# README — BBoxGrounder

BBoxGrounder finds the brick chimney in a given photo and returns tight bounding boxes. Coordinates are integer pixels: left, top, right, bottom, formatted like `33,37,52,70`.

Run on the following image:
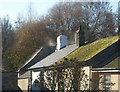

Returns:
56,35,67,50
75,25,85,47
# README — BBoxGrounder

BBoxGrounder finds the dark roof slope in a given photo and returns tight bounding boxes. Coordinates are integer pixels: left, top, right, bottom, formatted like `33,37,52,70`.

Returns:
88,39,120,68
104,56,120,68
19,46,56,71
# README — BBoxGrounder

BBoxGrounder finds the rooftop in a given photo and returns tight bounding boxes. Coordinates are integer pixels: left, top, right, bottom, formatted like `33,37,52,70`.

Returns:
55,36,119,68
24,36,119,70
29,44,78,70
19,46,56,71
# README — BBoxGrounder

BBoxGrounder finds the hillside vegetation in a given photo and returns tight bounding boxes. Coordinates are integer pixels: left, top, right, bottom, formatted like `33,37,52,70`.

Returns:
56,36,119,65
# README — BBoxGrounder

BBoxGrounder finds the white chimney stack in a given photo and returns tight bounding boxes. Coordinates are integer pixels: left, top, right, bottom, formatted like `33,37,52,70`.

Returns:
56,35,67,50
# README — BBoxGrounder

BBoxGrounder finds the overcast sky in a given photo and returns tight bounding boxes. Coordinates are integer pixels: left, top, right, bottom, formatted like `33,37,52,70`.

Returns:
0,0,119,24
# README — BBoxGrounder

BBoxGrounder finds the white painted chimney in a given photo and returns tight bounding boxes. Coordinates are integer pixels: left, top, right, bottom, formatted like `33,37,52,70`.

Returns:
56,35,67,50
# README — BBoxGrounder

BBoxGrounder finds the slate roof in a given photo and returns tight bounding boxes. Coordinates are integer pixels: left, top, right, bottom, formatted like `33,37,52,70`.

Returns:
19,46,56,71
29,44,78,70
20,36,119,71
88,40,120,68
104,56,120,68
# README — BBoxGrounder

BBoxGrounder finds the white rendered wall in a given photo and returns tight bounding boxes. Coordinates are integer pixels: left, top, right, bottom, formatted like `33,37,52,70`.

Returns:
32,71,40,84
31,71,41,91
56,35,67,50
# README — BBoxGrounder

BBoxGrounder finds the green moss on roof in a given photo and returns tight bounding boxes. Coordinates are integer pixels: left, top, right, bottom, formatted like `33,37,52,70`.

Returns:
55,36,119,65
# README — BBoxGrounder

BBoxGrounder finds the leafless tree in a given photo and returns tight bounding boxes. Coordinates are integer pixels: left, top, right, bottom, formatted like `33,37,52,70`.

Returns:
46,2,117,43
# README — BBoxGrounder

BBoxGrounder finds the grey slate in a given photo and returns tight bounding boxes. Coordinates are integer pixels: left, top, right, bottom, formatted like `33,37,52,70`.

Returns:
19,46,56,71
29,44,78,69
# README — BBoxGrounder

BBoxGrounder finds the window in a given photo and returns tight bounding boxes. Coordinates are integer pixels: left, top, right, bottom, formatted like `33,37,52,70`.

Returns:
103,73,111,91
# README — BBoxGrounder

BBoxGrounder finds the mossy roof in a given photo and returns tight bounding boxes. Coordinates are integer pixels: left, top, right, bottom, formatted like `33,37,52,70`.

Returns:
55,36,119,65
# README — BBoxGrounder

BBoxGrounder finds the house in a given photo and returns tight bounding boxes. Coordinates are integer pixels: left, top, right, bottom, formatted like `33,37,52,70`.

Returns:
18,26,85,91
92,68,120,91
91,40,120,91
18,36,79,91
18,46,56,91
18,26,120,91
